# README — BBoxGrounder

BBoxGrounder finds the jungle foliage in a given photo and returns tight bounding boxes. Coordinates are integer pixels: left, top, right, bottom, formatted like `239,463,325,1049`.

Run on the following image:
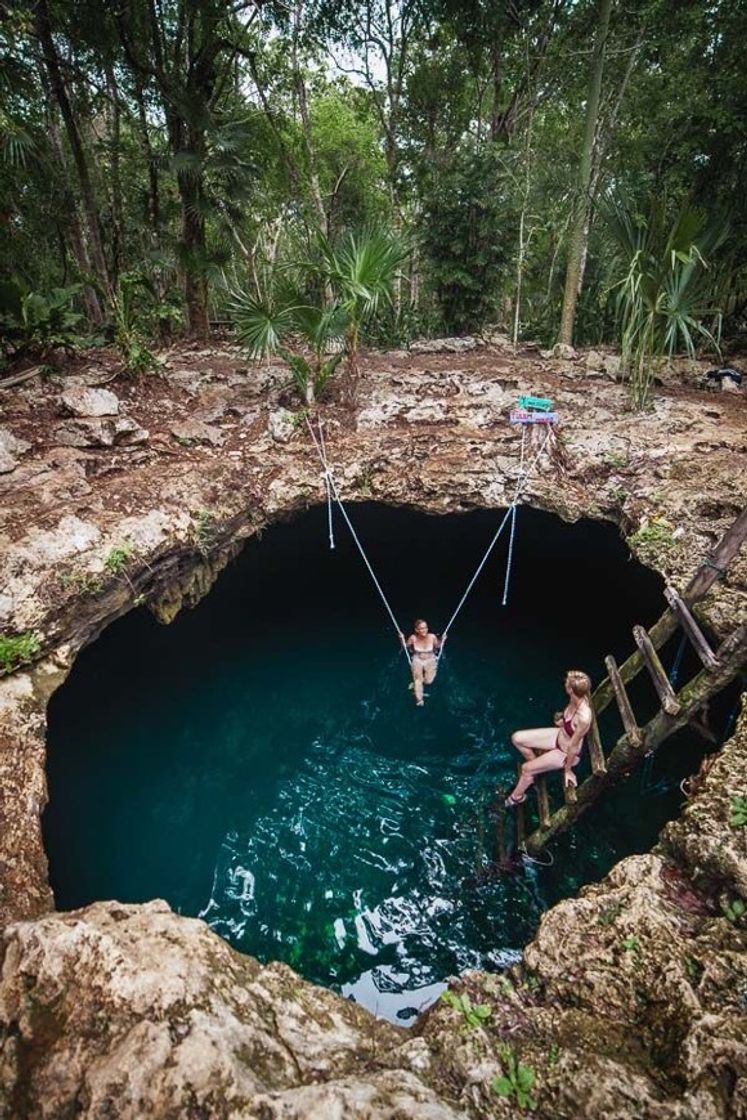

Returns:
0,0,745,404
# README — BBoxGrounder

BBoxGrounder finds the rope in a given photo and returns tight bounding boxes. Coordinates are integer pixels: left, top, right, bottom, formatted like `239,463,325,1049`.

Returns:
438,426,552,654
669,634,687,686
305,417,411,664
502,503,518,606
520,843,555,867
306,416,550,669
318,421,335,550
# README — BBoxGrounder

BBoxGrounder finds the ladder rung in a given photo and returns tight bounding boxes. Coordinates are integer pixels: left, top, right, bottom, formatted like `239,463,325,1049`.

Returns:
664,586,720,669
604,654,643,747
536,775,551,828
633,625,681,716
587,709,607,773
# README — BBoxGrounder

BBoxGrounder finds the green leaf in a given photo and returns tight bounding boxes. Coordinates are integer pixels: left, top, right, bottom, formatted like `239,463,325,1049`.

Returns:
491,1076,514,1098
517,1065,536,1090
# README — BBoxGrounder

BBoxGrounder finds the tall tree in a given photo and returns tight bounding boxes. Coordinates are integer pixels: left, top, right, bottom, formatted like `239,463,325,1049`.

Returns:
35,0,112,311
113,0,260,337
557,0,613,346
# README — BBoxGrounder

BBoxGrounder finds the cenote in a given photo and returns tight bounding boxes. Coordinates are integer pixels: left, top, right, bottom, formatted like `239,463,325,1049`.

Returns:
44,504,715,1022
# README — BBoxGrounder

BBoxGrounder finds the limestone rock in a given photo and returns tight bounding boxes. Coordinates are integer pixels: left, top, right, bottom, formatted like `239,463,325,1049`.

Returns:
60,386,120,417
0,427,31,457
553,342,577,360
170,419,224,447
164,369,210,396
0,900,421,1120
603,354,622,379
268,408,296,443
0,448,17,473
584,349,605,370
53,417,148,448
410,337,478,354
0,427,32,471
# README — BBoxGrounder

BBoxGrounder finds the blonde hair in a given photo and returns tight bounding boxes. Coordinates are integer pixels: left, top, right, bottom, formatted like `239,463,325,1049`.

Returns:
414,618,428,629
565,670,592,700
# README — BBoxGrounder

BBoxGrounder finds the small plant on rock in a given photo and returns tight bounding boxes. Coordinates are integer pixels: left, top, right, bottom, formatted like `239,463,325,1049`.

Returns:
721,897,746,925
728,796,747,828
0,632,40,674
190,510,219,557
440,990,491,1029
105,543,134,576
628,517,676,561
60,570,104,597
622,935,641,953
491,1044,537,1111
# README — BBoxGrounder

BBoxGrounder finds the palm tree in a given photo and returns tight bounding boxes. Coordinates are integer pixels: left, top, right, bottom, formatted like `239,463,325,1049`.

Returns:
230,228,407,404
604,192,725,408
229,283,347,405
315,230,409,400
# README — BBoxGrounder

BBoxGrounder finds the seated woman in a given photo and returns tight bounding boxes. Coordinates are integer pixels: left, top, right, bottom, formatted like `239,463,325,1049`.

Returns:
505,669,592,806
399,619,446,707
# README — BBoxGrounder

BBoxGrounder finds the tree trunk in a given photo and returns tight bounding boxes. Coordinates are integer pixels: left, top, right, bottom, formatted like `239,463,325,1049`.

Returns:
558,0,613,346
105,61,123,288
177,132,210,339
36,0,111,304
134,82,160,236
38,65,103,324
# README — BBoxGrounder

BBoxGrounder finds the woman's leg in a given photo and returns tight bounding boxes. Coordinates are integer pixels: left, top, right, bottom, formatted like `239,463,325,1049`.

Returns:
411,658,425,704
511,727,557,762
423,656,438,690
508,747,566,802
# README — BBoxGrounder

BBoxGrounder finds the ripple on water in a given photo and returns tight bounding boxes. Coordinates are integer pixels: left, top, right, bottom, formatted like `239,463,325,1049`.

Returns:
197,697,544,1022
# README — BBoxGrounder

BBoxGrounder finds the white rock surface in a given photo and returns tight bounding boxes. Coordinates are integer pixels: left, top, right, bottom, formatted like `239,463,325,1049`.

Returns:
268,408,296,443
410,337,478,354
60,386,120,417
0,427,31,456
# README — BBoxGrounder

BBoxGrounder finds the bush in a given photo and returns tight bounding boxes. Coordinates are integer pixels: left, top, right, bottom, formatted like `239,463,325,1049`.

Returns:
0,278,84,361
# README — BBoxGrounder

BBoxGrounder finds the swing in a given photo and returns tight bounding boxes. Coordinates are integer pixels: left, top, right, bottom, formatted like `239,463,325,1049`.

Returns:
305,404,555,677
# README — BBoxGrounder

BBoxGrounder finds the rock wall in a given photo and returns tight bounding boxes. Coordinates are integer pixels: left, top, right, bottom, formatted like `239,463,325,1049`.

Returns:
0,340,745,1116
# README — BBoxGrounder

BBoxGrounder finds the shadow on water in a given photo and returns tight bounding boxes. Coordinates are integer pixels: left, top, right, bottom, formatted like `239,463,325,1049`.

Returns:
44,503,725,1023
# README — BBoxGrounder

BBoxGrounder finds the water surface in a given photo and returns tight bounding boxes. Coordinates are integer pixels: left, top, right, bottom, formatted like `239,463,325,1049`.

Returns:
45,504,712,1021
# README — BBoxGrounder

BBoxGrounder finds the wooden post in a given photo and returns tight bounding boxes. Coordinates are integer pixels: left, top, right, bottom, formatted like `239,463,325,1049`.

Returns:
633,625,681,716
684,506,747,604
664,586,719,669
587,708,607,773
604,654,643,747
536,776,551,828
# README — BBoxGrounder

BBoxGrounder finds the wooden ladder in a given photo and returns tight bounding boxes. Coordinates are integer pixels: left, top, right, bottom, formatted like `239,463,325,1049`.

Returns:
519,507,747,858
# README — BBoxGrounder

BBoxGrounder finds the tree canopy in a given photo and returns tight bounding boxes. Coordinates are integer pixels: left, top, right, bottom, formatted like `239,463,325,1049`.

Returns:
0,0,744,363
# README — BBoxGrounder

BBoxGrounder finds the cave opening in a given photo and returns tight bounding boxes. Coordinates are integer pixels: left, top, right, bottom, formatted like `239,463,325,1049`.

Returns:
44,503,714,1022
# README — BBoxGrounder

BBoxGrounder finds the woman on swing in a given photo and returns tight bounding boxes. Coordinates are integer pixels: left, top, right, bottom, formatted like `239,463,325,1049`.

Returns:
505,669,592,806
399,620,447,707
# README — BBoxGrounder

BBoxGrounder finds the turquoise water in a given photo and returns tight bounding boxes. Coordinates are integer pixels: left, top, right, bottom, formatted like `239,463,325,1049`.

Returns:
44,505,713,1021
